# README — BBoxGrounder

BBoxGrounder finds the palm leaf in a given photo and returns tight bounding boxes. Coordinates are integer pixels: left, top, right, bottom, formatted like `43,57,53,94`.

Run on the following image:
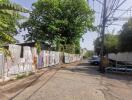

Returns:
0,10,28,20
0,32,16,43
0,3,29,13
0,1,28,45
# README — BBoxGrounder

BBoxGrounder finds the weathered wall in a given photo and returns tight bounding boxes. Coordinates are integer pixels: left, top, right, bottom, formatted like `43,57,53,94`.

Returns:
108,52,132,64
0,44,82,79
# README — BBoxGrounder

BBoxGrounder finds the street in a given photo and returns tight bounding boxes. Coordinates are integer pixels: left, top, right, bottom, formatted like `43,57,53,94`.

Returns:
1,0,132,100
1,61,132,100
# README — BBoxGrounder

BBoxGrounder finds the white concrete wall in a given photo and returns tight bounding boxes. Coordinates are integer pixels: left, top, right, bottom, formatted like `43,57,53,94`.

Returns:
108,52,132,64
0,44,82,78
0,53,4,77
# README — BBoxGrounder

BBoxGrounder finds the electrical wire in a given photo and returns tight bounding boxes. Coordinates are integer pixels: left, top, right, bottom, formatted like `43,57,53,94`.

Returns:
106,0,120,18
104,0,129,28
95,0,127,28
98,0,117,30
93,0,95,10
96,0,103,5
107,5,132,27
118,6,132,18
107,0,127,18
106,0,116,14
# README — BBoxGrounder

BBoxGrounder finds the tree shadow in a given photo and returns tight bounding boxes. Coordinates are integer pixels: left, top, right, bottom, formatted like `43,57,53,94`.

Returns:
61,62,132,82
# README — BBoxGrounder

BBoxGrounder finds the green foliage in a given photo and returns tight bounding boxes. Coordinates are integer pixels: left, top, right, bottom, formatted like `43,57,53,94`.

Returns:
94,34,119,54
0,2,29,13
35,41,41,54
16,74,26,80
104,34,119,53
119,18,132,52
22,0,94,53
0,48,11,57
64,44,75,54
0,32,16,44
16,72,34,80
83,51,94,58
95,18,132,53
0,0,29,45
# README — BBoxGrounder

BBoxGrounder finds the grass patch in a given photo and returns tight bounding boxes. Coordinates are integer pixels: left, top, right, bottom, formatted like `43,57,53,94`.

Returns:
16,72,34,80
16,74,26,80
27,72,34,76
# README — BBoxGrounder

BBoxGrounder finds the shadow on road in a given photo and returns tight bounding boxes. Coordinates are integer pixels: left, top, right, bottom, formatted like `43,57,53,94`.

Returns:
61,62,132,82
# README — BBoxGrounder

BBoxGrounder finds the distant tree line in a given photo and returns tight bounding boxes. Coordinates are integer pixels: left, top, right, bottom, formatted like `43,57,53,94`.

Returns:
83,50,94,59
94,18,132,54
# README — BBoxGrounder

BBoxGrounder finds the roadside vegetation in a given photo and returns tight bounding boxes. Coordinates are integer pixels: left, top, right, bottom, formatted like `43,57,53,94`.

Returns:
94,18,132,54
0,0,132,55
0,0,28,46
22,0,95,54
0,0,28,56
83,51,94,59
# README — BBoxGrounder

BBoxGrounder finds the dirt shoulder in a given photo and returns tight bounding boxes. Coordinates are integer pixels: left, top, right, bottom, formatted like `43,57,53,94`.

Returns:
0,61,82,100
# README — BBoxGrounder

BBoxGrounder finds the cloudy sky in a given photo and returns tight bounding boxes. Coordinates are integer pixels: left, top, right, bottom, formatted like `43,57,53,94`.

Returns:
11,0,132,50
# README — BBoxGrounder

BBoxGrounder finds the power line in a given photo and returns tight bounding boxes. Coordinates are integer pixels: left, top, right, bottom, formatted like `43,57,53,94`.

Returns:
101,0,130,29
107,5,132,27
94,0,122,32
93,0,95,10
96,0,127,29
106,0,127,18
118,6,132,18
113,9,132,11
107,0,120,17
96,0,103,5
98,0,119,33
106,0,117,14
106,23,124,26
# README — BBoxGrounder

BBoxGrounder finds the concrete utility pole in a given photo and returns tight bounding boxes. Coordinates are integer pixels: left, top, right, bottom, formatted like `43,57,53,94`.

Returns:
100,0,107,73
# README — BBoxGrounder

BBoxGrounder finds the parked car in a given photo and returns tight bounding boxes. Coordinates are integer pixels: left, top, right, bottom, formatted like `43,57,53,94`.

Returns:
89,55,100,65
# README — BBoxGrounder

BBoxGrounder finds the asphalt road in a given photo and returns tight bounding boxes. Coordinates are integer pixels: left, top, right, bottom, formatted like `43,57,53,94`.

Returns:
1,61,132,100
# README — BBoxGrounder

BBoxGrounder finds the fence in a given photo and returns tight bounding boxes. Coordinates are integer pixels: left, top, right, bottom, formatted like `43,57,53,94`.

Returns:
0,53,4,78
64,53,82,63
108,52,132,64
106,52,132,73
0,44,82,80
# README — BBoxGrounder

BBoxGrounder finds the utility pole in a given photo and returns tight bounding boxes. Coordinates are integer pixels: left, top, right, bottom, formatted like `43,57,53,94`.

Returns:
100,0,107,73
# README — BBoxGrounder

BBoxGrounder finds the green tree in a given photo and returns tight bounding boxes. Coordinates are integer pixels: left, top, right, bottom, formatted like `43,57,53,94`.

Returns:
119,18,132,52
83,50,94,58
22,0,94,53
94,34,119,55
0,0,28,45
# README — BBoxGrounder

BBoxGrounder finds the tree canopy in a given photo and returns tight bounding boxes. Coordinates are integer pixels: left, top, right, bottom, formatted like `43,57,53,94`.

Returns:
119,18,132,52
94,34,119,55
94,18,132,54
0,0,28,46
22,0,94,53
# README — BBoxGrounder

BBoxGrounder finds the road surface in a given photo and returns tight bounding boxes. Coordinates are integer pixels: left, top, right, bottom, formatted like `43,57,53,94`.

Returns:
1,61,132,100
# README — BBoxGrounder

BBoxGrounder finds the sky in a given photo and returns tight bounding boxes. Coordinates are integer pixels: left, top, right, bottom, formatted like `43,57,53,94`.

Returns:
11,0,132,50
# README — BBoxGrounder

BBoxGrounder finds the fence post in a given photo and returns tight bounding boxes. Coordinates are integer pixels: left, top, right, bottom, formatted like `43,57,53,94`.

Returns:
2,53,5,83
